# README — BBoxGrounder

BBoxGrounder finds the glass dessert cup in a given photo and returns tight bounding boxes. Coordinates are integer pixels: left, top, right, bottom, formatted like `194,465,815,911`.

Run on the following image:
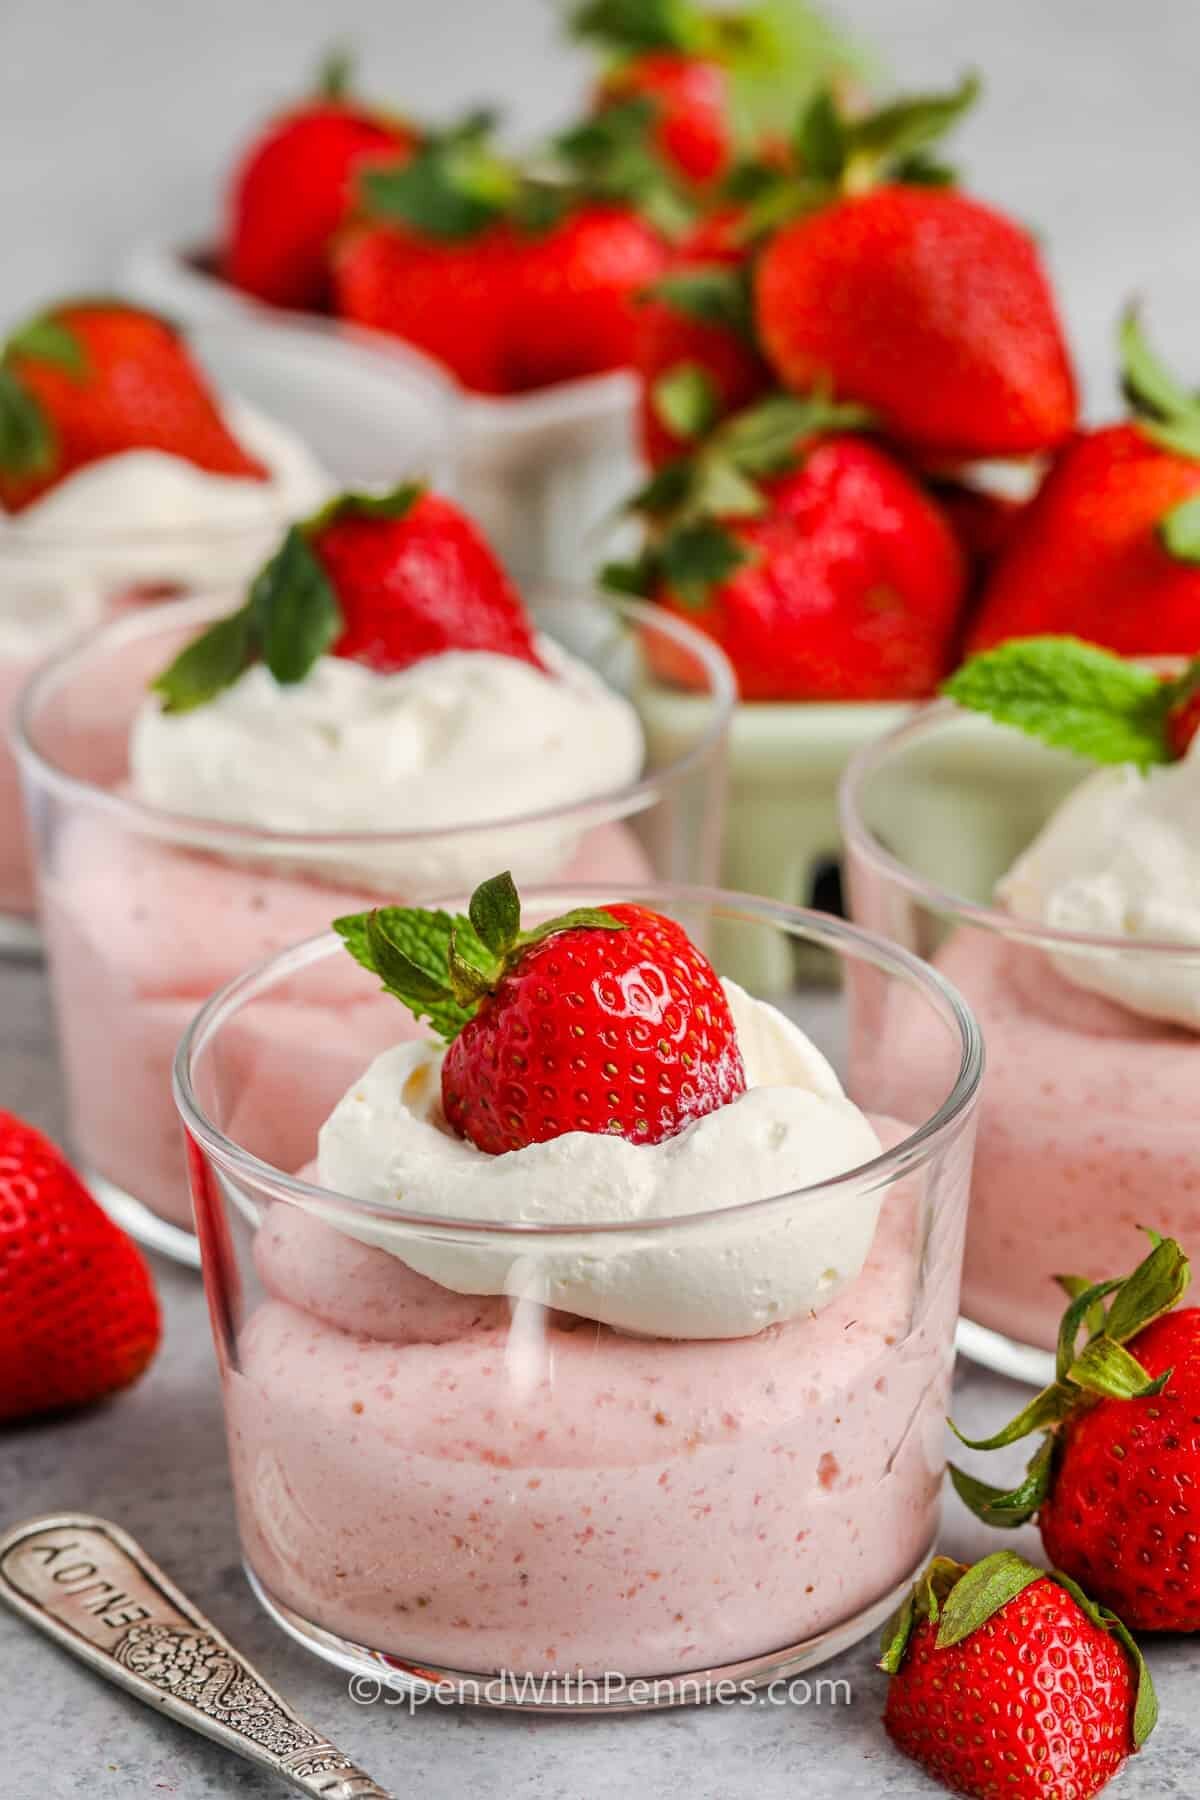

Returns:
841,701,1200,1385
124,241,640,591
14,594,733,1266
173,887,981,1708
0,313,456,958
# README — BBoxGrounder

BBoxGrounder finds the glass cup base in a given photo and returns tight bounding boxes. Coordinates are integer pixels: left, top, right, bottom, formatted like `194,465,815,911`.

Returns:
244,1550,931,1712
0,908,41,959
955,1316,1054,1389
83,1165,200,1269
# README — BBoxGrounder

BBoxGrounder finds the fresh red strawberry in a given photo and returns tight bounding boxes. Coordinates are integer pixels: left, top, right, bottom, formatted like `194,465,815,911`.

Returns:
756,184,1077,459
508,204,669,391
968,315,1200,655
952,1233,1200,1633
935,481,1028,576
607,394,966,700
881,1551,1156,1800
150,485,543,712
223,55,416,310
0,302,267,513
334,218,519,394
0,1113,160,1422
336,872,747,1156
599,51,732,186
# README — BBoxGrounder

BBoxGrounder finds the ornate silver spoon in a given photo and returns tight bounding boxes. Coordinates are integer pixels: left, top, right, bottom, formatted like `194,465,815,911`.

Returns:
0,1512,392,1798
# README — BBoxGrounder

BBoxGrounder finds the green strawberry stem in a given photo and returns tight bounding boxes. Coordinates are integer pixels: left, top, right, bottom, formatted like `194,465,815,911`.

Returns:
0,309,89,478
334,871,626,1042
149,483,424,713
948,1234,1190,1526
943,636,1200,768
879,1551,1158,1745
603,388,873,604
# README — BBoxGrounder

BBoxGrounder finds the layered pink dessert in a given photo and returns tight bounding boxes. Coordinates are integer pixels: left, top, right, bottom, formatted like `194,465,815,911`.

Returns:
935,931,1196,1351
227,1161,957,1675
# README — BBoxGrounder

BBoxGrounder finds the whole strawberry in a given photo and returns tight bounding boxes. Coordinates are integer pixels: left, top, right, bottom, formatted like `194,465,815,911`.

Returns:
881,1551,1156,1800
0,302,266,513
150,484,544,712
757,184,1076,460
969,312,1200,655
335,870,746,1154
606,392,966,700
0,1113,160,1423
952,1233,1200,1633
223,51,416,310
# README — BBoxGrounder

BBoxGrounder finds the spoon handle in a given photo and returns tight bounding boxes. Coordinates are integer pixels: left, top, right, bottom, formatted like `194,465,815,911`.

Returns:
0,1513,392,1799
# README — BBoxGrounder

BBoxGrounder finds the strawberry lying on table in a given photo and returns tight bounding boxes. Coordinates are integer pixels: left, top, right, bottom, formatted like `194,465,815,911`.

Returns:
0,1113,160,1423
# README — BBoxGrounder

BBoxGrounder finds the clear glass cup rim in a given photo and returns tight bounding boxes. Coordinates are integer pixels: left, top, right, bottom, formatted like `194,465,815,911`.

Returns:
172,880,984,1242
11,589,737,856
841,695,1200,961
0,312,460,553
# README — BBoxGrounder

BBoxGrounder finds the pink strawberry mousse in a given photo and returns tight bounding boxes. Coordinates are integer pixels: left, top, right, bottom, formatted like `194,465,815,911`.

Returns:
224,1131,959,1677
935,930,1197,1352
41,817,652,1230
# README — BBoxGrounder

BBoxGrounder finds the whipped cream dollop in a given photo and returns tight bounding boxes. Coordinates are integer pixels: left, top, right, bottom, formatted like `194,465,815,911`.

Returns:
0,402,330,658
130,638,645,895
316,981,885,1339
997,738,1200,1030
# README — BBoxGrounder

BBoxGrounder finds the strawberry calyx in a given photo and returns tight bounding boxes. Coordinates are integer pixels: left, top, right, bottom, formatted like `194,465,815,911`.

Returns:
720,70,978,242
0,308,91,478
603,387,873,603
944,636,1200,767
1119,308,1200,565
357,111,521,242
149,483,424,713
879,1551,1158,1747
948,1233,1190,1528
334,871,626,1041
552,97,698,238
641,262,755,340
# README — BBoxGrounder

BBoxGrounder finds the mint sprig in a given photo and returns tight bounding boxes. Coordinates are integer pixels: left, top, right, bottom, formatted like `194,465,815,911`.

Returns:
149,483,424,713
335,870,626,1041
942,637,1181,769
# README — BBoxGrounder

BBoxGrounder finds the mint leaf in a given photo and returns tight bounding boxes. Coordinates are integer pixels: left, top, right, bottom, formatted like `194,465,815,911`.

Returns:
0,367,53,476
150,607,257,714
334,904,476,1041
1160,493,1200,563
943,637,1173,768
468,870,521,957
660,519,753,604
249,527,341,685
4,314,87,378
652,363,720,441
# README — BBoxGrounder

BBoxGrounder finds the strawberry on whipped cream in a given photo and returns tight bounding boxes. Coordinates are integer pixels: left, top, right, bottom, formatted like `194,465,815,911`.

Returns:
192,877,974,1683
0,298,333,932
26,490,723,1251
